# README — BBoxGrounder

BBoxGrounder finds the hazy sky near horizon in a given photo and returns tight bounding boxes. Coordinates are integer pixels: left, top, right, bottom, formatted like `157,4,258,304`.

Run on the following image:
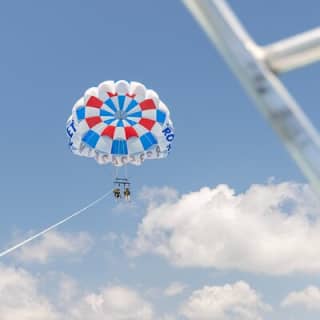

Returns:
0,1,320,319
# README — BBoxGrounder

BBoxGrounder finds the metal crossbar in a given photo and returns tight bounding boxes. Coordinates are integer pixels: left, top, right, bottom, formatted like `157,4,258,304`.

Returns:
182,0,320,196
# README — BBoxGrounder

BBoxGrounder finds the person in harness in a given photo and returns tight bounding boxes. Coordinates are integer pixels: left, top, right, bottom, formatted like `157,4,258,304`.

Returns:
113,188,121,199
123,187,131,201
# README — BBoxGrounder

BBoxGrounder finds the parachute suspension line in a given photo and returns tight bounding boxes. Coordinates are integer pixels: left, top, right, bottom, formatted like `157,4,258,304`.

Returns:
113,165,128,181
113,166,119,181
0,189,113,259
125,163,128,180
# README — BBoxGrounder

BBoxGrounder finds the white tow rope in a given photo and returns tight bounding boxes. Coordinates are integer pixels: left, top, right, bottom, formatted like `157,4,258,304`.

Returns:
0,189,113,258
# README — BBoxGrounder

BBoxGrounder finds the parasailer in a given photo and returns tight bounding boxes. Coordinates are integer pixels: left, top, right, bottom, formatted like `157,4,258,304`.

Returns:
66,80,174,200
113,188,121,199
124,188,130,201
113,177,130,201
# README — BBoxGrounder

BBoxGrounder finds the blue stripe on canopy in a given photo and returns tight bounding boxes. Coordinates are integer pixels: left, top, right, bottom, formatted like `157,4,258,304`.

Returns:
118,95,125,111
117,120,124,127
128,111,142,118
125,99,138,113
126,119,137,126
82,130,100,148
111,140,128,155
76,107,85,121
156,110,166,125
104,99,117,112
100,109,114,117
120,140,128,154
140,132,157,150
104,118,115,125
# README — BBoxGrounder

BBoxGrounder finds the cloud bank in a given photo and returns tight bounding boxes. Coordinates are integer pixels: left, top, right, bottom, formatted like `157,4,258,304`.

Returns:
282,286,320,310
0,265,155,320
181,281,269,320
70,285,154,320
0,263,274,320
14,230,93,264
131,182,320,275
0,265,58,320
164,282,187,297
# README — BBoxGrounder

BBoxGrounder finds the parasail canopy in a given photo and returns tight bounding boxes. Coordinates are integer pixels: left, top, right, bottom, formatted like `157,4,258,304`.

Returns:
66,80,174,166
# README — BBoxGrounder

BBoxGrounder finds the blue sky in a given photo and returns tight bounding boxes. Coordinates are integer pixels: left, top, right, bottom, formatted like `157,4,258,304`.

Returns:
0,1,320,319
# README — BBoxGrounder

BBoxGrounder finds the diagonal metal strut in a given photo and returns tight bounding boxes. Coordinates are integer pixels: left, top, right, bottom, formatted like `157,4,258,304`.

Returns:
182,0,320,196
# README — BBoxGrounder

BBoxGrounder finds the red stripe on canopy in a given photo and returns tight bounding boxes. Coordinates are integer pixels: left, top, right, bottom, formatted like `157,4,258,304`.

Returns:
86,116,102,128
125,126,139,139
140,99,157,110
139,118,156,131
86,96,103,108
101,126,116,139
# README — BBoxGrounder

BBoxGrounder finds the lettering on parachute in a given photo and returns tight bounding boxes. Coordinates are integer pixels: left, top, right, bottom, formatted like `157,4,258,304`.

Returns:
109,145,163,166
162,126,174,152
66,120,77,147
67,120,76,138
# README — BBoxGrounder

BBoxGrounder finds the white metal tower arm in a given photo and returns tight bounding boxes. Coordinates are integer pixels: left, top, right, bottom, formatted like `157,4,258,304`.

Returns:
265,28,320,73
182,0,320,195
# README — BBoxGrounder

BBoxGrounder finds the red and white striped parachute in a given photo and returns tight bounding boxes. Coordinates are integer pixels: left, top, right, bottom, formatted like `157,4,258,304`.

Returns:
66,80,174,166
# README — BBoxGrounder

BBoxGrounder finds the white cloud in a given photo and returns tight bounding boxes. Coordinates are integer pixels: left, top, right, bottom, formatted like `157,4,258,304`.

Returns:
0,264,59,320
57,274,79,306
131,182,320,275
181,281,270,320
14,230,93,264
0,264,273,320
164,282,187,296
139,186,179,206
159,315,177,320
0,264,156,320
70,285,154,320
282,286,320,310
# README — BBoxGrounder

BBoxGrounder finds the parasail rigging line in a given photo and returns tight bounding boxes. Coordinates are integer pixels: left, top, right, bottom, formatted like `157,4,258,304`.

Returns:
0,189,113,258
125,164,128,180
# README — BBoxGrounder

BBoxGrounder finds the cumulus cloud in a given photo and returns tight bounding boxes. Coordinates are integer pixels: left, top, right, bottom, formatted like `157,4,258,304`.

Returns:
139,186,179,206
281,286,320,310
57,274,79,306
130,182,320,275
0,264,156,320
0,265,59,320
14,230,93,264
181,281,270,320
70,286,154,320
164,282,187,296
0,264,274,320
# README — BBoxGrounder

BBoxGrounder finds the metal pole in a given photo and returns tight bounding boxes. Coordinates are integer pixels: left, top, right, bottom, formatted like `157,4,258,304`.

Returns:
264,28,320,73
182,0,320,196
